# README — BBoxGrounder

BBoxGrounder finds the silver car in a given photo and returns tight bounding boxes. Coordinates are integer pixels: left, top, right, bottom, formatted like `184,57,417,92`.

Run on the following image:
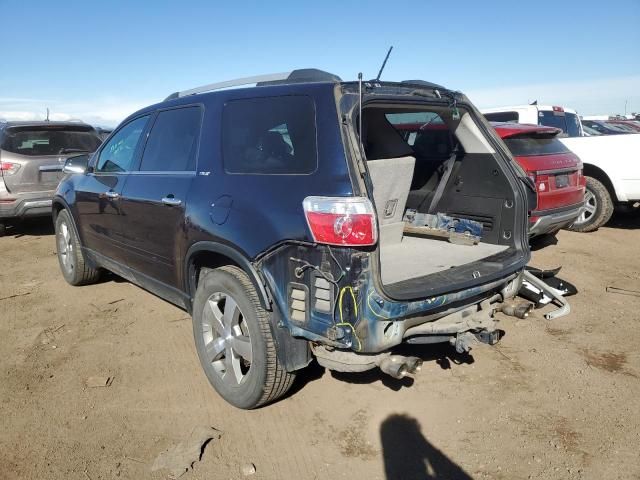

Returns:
0,121,102,235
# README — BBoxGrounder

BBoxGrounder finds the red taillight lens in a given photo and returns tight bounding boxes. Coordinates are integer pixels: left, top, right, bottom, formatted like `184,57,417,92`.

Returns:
303,196,377,246
0,162,21,175
536,173,550,192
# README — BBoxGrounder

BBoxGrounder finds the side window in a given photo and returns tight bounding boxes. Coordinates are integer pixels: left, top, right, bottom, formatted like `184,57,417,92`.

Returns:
139,107,202,172
222,96,317,174
96,116,149,173
483,111,519,123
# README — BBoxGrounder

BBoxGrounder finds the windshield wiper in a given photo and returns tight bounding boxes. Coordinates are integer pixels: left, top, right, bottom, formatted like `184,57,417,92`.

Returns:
59,148,90,154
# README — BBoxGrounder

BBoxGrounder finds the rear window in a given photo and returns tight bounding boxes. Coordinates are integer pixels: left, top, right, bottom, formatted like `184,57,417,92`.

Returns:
538,110,581,137
1,127,102,156
222,96,317,174
503,136,570,156
484,111,519,123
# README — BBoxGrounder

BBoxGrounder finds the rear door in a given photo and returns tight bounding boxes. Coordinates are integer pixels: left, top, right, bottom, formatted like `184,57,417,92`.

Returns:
116,105,202,289
0,125,102,193
74,115,150,260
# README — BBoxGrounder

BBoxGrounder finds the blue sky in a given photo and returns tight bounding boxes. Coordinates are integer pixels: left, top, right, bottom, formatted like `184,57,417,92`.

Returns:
1,0,638,126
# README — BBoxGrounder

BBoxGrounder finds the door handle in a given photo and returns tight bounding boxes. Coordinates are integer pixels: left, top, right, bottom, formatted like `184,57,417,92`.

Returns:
161,196,182,206
105,190,120,199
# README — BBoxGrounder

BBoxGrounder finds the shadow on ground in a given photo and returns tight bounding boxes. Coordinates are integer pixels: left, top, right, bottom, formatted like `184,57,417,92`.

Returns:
3,218,54,237
380,414,472,480
605,209,640,230
289,343,474,395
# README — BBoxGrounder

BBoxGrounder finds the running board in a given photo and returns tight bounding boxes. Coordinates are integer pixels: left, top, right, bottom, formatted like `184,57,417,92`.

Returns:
521,270,571,320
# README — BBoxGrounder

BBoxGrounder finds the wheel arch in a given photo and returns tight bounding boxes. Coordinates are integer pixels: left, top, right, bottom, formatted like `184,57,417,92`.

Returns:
582,164,617,202
184,242,271,311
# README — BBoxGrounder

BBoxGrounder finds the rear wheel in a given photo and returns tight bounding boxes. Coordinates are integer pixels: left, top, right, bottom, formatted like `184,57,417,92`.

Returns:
568,176,614,232
192,265,295,409
55,210,101,285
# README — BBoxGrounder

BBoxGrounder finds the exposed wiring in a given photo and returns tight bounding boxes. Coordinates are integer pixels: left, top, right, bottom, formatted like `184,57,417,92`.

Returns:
367,289,389,319
326,245,345,283
336,286,362,352
290,258,339,288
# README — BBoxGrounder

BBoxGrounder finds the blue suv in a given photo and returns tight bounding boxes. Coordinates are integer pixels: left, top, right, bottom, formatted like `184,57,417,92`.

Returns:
53,69,531,408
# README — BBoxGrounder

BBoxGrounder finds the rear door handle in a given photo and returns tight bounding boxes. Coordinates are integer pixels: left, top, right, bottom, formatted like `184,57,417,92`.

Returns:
161,196,182,206
105,190,120,199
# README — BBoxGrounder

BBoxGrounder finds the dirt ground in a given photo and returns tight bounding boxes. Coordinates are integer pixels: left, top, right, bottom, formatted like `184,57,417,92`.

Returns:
1,212,639,480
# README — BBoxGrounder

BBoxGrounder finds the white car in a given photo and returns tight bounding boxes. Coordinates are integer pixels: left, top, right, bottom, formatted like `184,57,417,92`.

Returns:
560,134,640,231
482,104,640,231
482,104,583,137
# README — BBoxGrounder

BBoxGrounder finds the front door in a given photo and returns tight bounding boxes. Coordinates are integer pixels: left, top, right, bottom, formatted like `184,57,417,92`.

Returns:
75,115,150,261
117,106,202,289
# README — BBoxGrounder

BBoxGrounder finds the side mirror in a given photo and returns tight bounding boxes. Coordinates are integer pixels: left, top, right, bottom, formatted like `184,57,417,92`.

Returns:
63,154,90,174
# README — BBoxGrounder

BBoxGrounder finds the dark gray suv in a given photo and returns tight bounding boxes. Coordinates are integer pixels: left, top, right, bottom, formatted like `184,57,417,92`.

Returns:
0,121,102,235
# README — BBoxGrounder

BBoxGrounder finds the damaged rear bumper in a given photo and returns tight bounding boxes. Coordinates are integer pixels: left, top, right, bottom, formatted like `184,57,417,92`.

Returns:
258,243,524,355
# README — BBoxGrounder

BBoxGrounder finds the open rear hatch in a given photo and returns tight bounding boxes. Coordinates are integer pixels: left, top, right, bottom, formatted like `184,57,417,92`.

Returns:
354,98,528,300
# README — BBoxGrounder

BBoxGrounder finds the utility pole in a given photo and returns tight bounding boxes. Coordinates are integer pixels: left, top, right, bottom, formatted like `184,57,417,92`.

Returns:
46,108,50,121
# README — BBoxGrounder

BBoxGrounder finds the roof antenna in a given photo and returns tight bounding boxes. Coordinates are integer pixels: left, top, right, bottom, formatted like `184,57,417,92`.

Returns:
45,107,50,122
375,46,393,82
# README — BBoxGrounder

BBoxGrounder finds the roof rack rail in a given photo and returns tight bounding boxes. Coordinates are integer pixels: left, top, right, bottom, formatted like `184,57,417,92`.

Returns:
165,68,341,101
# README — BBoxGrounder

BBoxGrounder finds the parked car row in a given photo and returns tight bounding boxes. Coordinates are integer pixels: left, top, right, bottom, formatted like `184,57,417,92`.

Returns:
481,103,640,231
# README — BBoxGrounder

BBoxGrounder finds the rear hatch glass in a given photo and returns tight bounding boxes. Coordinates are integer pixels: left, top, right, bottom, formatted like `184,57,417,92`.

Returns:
503,136,569,156
1,126,101,156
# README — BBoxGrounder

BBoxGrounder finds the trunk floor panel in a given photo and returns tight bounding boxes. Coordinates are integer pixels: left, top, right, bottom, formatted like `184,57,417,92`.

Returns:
380,235,509,285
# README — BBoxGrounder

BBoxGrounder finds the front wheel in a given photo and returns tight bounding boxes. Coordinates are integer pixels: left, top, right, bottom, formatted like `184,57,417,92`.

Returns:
568,176,614,233
192,265,295,409
55,209,101,285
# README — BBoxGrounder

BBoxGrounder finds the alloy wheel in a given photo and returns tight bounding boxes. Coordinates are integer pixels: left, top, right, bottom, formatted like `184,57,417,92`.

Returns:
574,189,597,226
201,292,253,385
57,221,75,273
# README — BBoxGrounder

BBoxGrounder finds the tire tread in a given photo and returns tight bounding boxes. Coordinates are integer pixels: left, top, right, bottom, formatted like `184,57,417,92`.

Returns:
216,265,295,408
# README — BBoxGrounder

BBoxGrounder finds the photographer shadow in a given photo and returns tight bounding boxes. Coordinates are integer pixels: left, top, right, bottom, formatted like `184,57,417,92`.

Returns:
380,414,472,480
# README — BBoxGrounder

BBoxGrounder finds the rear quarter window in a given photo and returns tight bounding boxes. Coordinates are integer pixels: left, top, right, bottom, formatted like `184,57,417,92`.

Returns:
503,136,570,156
222,95,317,174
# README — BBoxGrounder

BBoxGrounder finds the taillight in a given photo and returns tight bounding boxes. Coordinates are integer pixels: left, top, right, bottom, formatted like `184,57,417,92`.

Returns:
303,196,377,246
0,162,21,175
536,173,550,192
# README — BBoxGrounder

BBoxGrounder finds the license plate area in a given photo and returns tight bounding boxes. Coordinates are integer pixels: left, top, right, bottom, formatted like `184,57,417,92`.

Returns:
555,174,569,188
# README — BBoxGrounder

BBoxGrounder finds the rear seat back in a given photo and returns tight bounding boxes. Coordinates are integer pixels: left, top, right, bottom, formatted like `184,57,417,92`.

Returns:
367,156,415,245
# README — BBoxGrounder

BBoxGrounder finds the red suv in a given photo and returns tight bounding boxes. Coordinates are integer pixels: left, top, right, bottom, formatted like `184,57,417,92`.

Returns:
493,123,586,236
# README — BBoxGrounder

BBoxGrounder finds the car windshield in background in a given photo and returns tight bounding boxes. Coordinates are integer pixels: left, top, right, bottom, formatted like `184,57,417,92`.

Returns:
503,135,570,156
1,128,102,156
537,110,581,136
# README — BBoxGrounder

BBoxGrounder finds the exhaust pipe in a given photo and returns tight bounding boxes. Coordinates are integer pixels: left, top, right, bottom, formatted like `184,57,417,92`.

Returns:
378,355,423,379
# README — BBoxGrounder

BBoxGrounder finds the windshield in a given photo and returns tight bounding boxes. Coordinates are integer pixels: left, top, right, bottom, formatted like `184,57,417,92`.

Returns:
1,127,102,156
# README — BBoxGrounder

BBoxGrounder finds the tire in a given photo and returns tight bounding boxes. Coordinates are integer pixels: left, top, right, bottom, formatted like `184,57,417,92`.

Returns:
568,176,614,233
192,265,295,409
55,209,101,285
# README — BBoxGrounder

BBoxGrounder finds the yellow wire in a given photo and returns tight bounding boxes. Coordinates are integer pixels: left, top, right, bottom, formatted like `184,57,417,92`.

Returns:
336,286,363,352
367,289,389,319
